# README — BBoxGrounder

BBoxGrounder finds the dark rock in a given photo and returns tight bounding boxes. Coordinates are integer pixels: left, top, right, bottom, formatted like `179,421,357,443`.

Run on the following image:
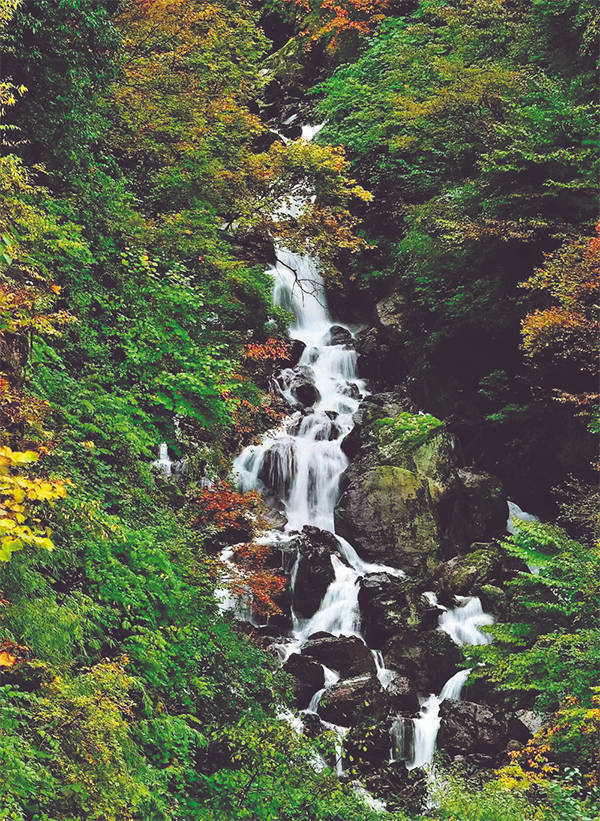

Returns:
264,507,288,533
301,634,376,678
287,339,307,368
283,653,325,709
268,610,293,632
257,439,297,498
302,711,325,739
359,573,440,648
458,468,508,541
387,676,420,713
318,674,386,726
279,366,320,408
345,720,393,769
355,327,394,386
323,324,354,347
383,629,462,693
438,700,510,755
288,526,337,618
287,411,340,441
433,545,503,601
340,381,361,400
252,128,284,153
363,764,427,816
340,424,361,459
510,710,545,740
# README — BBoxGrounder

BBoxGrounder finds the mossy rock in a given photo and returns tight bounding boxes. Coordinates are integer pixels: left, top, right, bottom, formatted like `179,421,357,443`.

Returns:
335,465,441,574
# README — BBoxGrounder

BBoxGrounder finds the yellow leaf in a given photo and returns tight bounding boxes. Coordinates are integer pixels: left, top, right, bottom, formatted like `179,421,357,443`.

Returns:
0,651,16,667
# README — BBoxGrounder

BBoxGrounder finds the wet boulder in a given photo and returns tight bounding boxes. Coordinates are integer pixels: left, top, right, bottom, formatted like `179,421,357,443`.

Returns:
363,764,427,816
287,411,341,441
279,366,320,408
386,676,420,713
283,653,325,709
256,438,298,500
438,700,510,755
288,526,337,618
458,469,508,542
287,339,306,368
359,573,439,648
335,464,442,575
508,710,545,743
323,325,354,347
302,711,326,739
301,634,376,678
345,720,393,769
340,424,361,459
433,545,503,602
383,629,462,694
340,381,361,400
335,414,471,574
318,674,386,726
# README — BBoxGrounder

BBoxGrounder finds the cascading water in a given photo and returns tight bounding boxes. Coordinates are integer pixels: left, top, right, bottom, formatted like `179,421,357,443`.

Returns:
391,594,494,771
233,240,403,645
153,443,174,476
506,500,538,535
232,169,407,776
229,126,496,801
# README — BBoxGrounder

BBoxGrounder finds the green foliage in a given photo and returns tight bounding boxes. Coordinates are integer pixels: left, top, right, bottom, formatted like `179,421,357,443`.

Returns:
424,769,599,821
1,0,120,175
316,0,598,493
467,521,600,765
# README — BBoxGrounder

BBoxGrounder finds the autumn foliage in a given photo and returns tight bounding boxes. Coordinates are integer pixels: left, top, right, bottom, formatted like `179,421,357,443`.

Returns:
245,337,291,362
193,482,286,616
521,225,600,411
227,541,287,616
193,481,263,533
289,0,391,50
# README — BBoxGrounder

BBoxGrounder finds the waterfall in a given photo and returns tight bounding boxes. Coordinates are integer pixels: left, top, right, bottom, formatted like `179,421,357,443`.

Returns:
233,187,405,650
507,501,541,573
397,596,493,771
438,595,494,646
506,500,538,535
439,668,471,702
153,442,174,476
229,125,497,798
407,695,441,770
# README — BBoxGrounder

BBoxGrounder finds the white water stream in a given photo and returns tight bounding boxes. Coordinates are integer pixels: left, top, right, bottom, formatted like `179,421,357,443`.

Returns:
227,126,503,800
231,179,407,780
390,594,493,770
233,236,405,654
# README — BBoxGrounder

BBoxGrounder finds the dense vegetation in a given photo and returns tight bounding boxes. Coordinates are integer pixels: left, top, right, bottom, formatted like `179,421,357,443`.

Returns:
0,0,597,818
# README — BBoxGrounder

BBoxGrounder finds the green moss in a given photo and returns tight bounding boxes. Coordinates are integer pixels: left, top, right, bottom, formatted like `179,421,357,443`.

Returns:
372,412,443,449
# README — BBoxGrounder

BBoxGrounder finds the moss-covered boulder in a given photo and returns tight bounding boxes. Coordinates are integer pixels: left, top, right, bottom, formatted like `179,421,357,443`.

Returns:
335,463,441,574
335,411,468,574
433,544,503,602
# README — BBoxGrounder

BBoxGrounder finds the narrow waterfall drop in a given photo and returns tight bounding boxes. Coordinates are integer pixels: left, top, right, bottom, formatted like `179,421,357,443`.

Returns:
153,442,174,476
392,595,494,771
